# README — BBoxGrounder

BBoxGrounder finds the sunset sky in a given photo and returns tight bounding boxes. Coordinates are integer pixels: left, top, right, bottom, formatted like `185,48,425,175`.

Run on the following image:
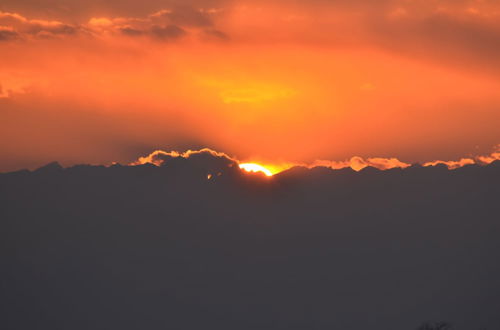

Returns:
1,0,500,172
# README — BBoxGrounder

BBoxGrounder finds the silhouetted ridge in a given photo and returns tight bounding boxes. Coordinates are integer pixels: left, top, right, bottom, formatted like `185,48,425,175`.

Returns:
359,165,381,173
33,161,63,173
0,150,499,330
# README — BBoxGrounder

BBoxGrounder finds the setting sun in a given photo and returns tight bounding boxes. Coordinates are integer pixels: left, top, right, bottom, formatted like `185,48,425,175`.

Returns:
1,0,500,328
239,163,274,177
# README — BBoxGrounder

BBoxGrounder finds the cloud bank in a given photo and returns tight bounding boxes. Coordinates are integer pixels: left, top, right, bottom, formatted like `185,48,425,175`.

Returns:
0,7,226,42
130,147,500,175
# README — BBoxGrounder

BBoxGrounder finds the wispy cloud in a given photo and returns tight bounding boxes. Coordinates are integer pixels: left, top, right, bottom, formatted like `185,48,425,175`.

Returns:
0,7,226,42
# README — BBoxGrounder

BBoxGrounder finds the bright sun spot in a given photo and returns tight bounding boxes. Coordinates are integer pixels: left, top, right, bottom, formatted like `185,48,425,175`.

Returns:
239,163,274,177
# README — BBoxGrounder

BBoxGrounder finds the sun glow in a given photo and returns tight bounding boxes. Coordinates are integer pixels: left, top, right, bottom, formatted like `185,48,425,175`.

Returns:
239,163,274,177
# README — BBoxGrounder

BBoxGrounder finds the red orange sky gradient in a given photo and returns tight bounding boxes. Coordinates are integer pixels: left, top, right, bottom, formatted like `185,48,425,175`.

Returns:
1,0,499,172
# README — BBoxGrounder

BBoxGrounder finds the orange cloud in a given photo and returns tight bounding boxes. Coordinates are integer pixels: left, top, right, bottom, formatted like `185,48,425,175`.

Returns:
478,152,500,165
132,148,237,167
422,145,500,169
311,157,411,172
423,158,476,170
131,147,500,177
0,11,78,39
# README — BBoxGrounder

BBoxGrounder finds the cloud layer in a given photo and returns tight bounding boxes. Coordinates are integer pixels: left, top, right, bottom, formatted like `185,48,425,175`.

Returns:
0,7,227,42
130,147,500,175
0,0,499,171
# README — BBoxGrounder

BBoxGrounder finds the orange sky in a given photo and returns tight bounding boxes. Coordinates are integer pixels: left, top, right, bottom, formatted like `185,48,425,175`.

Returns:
1,0,500,171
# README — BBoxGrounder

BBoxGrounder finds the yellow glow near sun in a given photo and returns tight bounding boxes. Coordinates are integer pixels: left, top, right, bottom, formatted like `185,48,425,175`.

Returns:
220,86,295,104
239,163,274,176
198,77,295,104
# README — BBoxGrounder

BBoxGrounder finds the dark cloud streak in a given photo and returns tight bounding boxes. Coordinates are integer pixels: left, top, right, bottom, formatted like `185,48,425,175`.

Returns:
150,24,186,40
0,26,19,40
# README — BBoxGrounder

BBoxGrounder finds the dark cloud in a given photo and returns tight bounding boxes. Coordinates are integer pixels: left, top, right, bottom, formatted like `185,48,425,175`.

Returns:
134,149,240,177
371,12,500,70
3,0,499,73
119,26,145,36
103,7,225,41
27,22,78,35
0,8,224,42
0,0,226,21
422,15,500,66
150,24,186,40
0,26,19,40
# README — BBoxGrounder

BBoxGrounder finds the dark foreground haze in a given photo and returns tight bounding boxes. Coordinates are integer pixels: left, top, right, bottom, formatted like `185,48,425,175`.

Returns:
1,152,499,330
